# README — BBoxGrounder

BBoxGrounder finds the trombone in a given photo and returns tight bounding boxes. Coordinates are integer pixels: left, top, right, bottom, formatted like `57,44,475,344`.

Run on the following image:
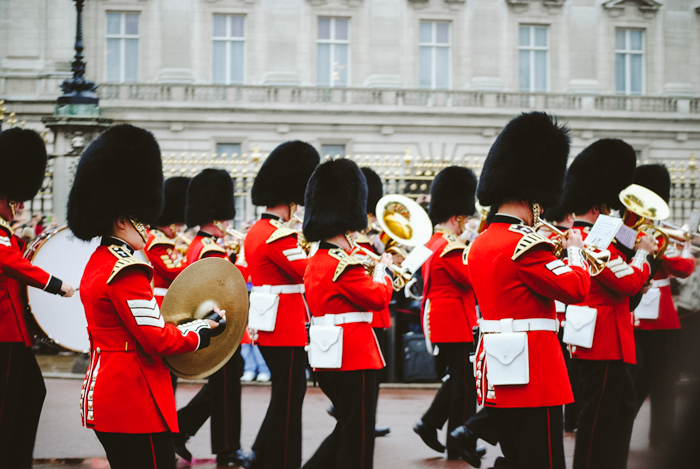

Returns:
659,221,700,252
532,217,611,277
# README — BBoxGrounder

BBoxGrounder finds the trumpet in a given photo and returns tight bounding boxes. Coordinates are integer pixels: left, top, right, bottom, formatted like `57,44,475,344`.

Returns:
214,222,245,255
475,202,490,234
174,233,192,255
287,212,312,254
532,218,611,277
353,243,414,291
659,221,700,251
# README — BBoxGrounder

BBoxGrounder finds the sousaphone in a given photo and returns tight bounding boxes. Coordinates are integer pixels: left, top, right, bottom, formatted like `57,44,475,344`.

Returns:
161,258,248,379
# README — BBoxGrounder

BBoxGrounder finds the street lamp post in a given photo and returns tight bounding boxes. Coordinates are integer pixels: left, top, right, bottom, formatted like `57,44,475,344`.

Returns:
57,0,98,105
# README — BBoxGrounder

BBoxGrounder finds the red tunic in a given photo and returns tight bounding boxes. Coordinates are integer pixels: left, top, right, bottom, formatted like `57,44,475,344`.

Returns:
79,240,203,433
244,215,309,347
0,223,59,346
421,229,477,344
570,221,650,364
468,216,590,408
304,242,393,371
144,229,186,307
354,234,391,329
635,247,695,330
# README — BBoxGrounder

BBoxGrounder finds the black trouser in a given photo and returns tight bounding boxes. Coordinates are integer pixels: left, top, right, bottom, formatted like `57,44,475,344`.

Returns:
573,360,636,469
465,407,498,446
487,406,565,469
632,329,677,446
0,343,46,469
420,343,476,449
373,328,387,422
302,370,377,469
95,431,176,469
251,346,307,469
177,347,243,454
558,328,580,431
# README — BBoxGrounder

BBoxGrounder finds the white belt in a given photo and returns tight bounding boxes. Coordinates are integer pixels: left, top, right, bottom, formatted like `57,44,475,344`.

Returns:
252,284,305,294
154,287,168,297
652,278,670,288
312,312,373,326
480,318,558,333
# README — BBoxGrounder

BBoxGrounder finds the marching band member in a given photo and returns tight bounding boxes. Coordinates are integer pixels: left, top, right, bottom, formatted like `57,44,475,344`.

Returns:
468,112,591,469
145,177,190,307
630,164,695,446
67,125,224,468
413,166,479,463
559,139,654,469
243,141,319,469
301,158,393,469
175,169,246,467
0,128,75,468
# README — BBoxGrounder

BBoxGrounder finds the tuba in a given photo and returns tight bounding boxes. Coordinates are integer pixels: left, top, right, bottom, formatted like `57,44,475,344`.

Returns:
619,184,670,259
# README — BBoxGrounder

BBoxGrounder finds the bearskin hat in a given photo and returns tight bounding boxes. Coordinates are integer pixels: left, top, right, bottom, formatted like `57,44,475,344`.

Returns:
0,128,48,202
477,112,570,209
185,169,235,227
429,166,478,225
634,164,671,203
361,167,383,216
560,139,636,215
543,204,572,225
251,141,320,207
303,158,368,242
152,177,190,227
67,125,163,241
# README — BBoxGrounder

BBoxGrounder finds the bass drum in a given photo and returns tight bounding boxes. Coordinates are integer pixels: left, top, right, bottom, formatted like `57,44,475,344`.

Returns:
25,225,148,353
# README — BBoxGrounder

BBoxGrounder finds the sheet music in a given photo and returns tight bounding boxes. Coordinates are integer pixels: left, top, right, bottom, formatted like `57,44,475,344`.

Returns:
688,210,700,234
585,215,623,250
402,245,434,274
615,224,638,250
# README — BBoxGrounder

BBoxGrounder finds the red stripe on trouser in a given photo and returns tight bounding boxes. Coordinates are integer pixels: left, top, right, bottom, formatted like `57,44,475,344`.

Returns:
547,408,552,469
150,434,157,469
283,349,294,469
361,372,366,469
0,347,11,424
585,362,610,469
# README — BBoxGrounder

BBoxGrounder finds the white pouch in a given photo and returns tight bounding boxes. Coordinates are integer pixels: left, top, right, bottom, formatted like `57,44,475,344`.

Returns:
562,305,597,348
307,325,343,369
634,287,661,320
248,289,279,332
482,332,529,385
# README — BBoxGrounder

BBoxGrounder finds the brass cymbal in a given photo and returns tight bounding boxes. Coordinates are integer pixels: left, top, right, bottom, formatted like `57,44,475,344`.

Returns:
161,258,248,380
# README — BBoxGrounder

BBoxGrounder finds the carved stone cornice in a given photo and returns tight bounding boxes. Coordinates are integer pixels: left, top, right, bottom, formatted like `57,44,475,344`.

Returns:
307,0,363,6
603,0,662,18
506,0,565,14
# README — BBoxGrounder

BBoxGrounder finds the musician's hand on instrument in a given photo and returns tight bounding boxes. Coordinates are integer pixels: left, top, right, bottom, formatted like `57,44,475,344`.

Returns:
562,229,584,249
379,252,393,267
205,308,227,336
60,282,76,298
636,235,656,254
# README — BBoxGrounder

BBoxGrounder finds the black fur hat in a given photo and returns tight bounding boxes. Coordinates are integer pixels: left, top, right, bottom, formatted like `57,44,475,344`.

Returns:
153,177,190,227
634,164,671,203
185,169,235,227
0,128,48,202
543,204,572,225
303,158,368,242
251,141,320,207
361,167,383,216
67,124,163,241
560,139,637,215
477,112,570,209
429,166,477,225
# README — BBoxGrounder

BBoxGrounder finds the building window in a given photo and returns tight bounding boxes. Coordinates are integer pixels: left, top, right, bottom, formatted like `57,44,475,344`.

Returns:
616,29,644,95
217,143,242,158
213,15,245,85
106,12,139,83
419,21,450,90
518,25,548,92
317,18,349,87
321,144,345,157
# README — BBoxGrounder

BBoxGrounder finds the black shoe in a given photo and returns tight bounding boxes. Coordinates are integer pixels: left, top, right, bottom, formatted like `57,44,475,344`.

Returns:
216,449,246,467
375,425,391,437
241,450,259,469
173,432,192,463
327,404,337,419
476,445,486,458
413,420,445,453
449,426,482,468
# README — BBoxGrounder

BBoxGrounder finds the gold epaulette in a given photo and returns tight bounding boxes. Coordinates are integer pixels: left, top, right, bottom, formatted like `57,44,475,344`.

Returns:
199,237,226,259
107,245,152,284
0,218,13,236
328,248,362,282
509,225,555,261
462,243,471,265
266,219,297,244
146,230,175,251
440,232,467,258
355,233,371,245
